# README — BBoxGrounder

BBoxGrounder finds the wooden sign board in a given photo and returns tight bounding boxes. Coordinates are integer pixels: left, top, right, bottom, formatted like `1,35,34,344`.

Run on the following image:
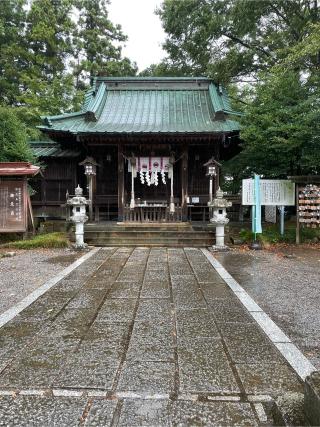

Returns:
0,180,27,232
242,179,295,206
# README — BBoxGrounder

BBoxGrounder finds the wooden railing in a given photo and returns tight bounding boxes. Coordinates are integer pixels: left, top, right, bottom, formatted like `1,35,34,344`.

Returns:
124,205,182,222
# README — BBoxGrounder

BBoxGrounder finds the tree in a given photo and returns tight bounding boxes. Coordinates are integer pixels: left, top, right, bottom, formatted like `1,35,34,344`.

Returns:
139,61,189,77
0,0,136,127
0,0,27,105
17,0,77,115
0,106,35,162
157,0,319,84
72,0,137,89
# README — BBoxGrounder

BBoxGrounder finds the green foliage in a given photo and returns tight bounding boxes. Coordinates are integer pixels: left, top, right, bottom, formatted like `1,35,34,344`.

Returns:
157,1,320,184
0,106,35,162
72,0,137,88
158,0,319,84
0,0,27,104
0,0,136,128
2,232,69,249
239,224,320,244
139,61,194,77
223,74,320,185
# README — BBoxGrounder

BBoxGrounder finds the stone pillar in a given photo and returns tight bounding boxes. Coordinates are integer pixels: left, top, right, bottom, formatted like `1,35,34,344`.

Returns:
67,185,88,249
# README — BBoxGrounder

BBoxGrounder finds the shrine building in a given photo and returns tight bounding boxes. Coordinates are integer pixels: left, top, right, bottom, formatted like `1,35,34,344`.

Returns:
31,77,240,229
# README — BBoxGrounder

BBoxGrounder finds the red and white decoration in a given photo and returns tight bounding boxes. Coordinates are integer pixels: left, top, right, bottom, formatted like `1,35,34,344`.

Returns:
128,156,174,211
136,157,171,186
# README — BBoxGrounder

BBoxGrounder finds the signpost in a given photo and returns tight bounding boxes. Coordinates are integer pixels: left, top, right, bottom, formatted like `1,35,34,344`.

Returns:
242,178,295,237
252,174,262,238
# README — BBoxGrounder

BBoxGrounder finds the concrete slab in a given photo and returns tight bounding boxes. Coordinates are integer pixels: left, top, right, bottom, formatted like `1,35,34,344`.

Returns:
84,399,118,426
126,333,175,362
172,400,258,426
95,299,136,323
236,362,303,396
117,361,175,394
0,396,86,426
118,399,171,426
140,281,170,299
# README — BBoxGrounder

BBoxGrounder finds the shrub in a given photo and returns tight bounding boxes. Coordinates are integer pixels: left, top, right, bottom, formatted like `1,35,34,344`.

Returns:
2,232,69,249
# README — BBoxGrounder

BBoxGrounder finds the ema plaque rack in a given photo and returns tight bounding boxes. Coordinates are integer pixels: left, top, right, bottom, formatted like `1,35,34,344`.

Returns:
298,184,320,228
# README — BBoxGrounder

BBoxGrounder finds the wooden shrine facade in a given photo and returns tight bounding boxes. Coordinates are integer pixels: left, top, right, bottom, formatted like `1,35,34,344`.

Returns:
32,77,240,223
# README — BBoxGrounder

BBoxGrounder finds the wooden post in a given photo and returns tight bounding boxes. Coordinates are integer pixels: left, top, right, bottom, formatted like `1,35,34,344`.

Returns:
181,144,188,221
296,184,300,244
214,137,221,195
215,166,220,196
88,175,93,221
118,144,124,221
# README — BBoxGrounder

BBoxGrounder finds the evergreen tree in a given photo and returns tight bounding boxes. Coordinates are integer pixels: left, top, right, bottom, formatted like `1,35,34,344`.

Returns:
0,0,27,105
0,106,35,162
18,0,77,116
72,0,136,89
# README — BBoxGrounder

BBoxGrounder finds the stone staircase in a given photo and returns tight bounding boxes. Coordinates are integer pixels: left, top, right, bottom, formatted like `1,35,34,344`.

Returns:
82,222,215,247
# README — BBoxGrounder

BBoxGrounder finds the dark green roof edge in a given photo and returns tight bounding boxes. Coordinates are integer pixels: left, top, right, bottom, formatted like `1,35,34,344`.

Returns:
93,76,209,82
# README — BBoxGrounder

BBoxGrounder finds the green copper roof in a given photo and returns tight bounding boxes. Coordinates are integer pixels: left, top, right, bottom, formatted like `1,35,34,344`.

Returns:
40,77,240,135
30,141,80,158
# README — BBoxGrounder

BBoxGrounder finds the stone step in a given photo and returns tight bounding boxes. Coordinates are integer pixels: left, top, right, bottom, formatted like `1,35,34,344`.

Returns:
80,223,216,247
85,223,193,232
84,231,214,239
85,240,214,247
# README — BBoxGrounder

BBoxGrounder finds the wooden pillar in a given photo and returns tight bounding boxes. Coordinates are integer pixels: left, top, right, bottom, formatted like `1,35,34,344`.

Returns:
118,144,124,221
181,144,188,221
88,175,93,221
296,184,300,244
214,137,221,195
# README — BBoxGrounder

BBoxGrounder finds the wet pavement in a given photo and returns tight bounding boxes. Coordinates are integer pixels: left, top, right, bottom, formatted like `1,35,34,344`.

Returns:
215,246,320,369
0,248,81,316
0,247,304,426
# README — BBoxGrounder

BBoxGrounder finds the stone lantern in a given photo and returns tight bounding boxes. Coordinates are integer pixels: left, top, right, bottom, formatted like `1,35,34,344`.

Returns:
67,185,88,249
208,187,232,251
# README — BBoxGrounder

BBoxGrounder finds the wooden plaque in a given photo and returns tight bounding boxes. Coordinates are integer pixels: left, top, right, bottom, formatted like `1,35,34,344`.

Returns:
0,180,27,232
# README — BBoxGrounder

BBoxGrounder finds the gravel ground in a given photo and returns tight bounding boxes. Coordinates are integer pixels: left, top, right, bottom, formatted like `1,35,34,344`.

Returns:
0,248,81,315
215,244,320,369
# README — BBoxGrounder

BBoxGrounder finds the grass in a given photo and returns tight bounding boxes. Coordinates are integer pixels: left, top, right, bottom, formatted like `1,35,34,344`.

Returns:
2,232,69,249
239,223,320,245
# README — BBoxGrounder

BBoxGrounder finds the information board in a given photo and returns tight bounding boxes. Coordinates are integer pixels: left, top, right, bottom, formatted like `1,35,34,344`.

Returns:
242,179,295,206
0,180,27,232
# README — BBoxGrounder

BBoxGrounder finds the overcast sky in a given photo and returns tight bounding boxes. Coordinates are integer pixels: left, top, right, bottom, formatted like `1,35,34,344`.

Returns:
108,0,166,71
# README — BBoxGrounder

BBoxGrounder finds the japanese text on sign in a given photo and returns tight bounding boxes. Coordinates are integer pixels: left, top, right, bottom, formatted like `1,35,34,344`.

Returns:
242,179,295,206
0,181,27,232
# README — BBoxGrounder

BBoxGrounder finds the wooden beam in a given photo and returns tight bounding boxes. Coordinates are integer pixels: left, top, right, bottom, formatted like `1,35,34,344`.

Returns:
181,144,188,221
118,143,124,221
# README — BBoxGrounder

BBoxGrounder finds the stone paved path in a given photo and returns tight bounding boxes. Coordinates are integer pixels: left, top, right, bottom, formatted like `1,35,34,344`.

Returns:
0,248,303,426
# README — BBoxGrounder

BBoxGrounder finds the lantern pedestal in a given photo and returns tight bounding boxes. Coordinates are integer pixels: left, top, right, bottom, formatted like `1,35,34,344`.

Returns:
208,188,232,251
67,185,89,249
